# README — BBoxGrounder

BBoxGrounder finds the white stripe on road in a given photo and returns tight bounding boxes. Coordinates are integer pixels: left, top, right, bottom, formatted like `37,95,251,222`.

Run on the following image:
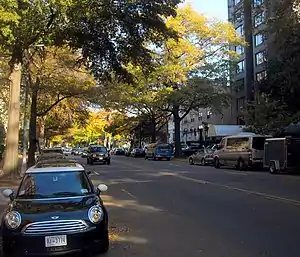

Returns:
94,171,99,175
159,172,300,206
121,188,137,199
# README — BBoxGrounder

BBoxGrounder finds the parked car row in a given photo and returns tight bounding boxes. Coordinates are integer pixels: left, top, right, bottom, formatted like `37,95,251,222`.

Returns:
1,148,110,256
188,133,300,174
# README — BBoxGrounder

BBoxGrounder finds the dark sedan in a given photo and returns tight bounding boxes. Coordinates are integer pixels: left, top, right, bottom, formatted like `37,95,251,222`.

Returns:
130,148,145,157
114,148,125,155
1,164,109,256
87,145,110,165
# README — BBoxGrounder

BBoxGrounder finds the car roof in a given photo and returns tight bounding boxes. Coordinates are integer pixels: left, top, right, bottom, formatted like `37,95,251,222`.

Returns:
35,159,78,167
26,163,85,173
40,152,64,156
225,133,271,139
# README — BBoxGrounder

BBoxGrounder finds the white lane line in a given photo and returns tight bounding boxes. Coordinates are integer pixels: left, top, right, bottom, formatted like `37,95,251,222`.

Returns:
94,171,99,175
222,170,248,176
173,173,300,206
121,188,137,199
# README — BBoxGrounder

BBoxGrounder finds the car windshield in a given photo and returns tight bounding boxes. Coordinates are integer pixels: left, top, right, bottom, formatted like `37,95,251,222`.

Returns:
252,137,267,150
205,148,215,154
38,154,66,162
43,149,63,154
91,146,107,153
17,171,93,199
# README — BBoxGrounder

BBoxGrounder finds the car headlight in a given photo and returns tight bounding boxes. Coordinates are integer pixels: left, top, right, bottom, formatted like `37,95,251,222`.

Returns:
88,205,103,224
5,211,21,229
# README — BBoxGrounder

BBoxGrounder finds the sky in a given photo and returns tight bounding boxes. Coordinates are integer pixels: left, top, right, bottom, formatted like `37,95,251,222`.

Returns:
184,0,228,21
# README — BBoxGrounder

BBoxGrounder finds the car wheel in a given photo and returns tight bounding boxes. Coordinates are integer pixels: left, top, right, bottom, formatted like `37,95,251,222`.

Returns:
201,158,205,166
236,159,245,171
107,159,111,165
214,158,220,168
90,160,94,165
87,158,89,165
189,157,194,165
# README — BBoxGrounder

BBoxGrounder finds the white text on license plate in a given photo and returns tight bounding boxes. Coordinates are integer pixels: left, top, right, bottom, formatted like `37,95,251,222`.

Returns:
45,235,67,247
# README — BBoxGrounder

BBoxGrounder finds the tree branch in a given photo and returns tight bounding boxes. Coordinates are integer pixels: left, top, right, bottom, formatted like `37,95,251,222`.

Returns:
37,95,72,116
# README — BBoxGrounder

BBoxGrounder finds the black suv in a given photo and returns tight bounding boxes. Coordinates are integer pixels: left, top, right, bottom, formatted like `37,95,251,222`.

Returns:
87,145,111,165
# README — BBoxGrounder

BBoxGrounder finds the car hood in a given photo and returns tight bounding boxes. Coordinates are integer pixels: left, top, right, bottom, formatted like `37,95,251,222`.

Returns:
12,195,101,222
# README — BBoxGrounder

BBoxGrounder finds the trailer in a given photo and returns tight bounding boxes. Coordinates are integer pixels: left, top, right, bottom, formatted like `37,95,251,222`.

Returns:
263,137,300,174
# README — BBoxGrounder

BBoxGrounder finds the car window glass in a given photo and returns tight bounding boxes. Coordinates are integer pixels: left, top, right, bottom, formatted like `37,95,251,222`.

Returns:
252,137,266,150
91,146,107,153
17,171,93,199
227,137,249,150
219,139,225,149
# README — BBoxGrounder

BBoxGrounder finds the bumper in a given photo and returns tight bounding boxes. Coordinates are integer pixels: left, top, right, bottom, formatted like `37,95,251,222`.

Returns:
91,157,109,162
205,158,214,164
3,226,106,256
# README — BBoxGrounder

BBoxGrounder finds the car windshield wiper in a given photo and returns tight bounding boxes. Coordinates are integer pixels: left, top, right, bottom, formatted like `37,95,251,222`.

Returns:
17,194,46,199
52,192,83,197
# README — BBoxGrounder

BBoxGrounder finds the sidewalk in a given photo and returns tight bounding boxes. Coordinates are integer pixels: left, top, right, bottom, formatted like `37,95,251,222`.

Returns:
0,156,22,205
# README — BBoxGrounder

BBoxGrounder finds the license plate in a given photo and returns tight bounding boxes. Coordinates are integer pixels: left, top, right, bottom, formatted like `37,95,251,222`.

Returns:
99,157,103,160
45,235,67,247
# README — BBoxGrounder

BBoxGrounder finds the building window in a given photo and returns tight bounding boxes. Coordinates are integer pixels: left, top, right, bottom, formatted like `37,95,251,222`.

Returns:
254,12,265,27
191,117,195,122
234,0,242,5
256,70,267,81
254,33,264,46
234,79,245,92
234,8,244,22
255,51,266,66
235,45,244,54
236,25,244,36
236,97,245,111
253,0,263,8
236,60,245,74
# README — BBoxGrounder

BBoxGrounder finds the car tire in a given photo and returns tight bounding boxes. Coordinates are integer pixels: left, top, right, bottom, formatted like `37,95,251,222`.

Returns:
87,158,89,165
214,158,220,168
90,160,94,165
201,158,205,166
167,157,171,161
107,159,111,165
236,159,246,171
189,157,194,165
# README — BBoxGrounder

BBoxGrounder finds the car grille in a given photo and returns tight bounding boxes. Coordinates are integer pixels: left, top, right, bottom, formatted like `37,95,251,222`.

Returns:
22,220,89,235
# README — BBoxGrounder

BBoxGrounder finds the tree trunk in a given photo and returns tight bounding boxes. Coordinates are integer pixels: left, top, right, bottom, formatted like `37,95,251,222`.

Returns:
37,117,45,148
3,60,22,177
173,105,181,157
28,87,38,167
151,118,156,143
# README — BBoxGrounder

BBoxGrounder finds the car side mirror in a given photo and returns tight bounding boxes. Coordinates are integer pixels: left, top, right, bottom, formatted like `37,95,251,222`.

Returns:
97,184,108,192
2,188,15,201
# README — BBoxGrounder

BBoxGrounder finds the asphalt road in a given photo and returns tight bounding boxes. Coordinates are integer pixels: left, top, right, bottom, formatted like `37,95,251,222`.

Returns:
78,155,300,257
1,156,300,257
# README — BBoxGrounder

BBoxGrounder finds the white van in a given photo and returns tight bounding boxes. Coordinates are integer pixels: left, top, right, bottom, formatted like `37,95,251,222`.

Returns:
213,133,270,170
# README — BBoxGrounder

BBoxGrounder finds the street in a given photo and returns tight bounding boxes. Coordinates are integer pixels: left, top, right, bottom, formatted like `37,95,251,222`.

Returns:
82,156,300,257
1,156,300,257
